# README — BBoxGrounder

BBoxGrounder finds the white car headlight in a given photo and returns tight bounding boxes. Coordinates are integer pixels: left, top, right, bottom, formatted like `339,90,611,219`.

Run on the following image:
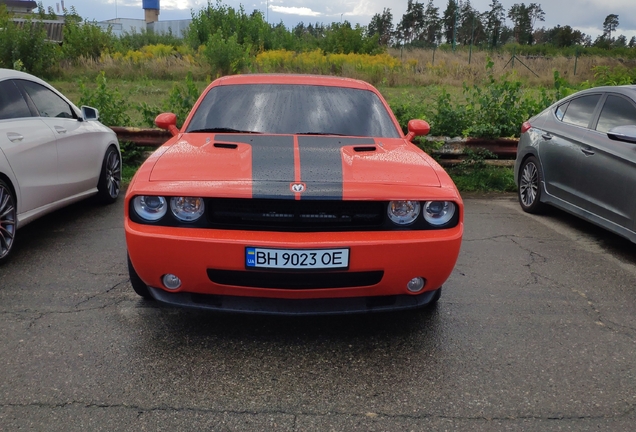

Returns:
387,200,421,225
170,197,205,222
133,196,167,221
423,201,456,226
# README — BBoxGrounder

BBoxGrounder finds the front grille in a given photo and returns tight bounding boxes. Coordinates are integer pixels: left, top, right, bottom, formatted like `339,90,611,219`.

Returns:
207,269,384,289
207,198,385,231
129,197,460,232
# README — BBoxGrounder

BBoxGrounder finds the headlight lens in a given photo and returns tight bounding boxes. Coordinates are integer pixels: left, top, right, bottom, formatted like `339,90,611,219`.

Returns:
387,200,421,225
423,201,456,226
133,196,167,221
170,197,205,222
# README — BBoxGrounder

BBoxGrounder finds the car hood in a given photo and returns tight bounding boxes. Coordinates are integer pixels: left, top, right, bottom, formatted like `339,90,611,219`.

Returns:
148,134,442,199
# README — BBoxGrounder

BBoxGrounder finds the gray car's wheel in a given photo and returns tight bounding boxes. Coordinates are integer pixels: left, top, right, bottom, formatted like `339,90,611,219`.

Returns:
518,156,546,214
96,146,121,204
128,254,153,299
0,180,17,264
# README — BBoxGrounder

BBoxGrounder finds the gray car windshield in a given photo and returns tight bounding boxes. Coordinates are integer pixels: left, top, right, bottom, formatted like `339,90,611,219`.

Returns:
186,84,401,138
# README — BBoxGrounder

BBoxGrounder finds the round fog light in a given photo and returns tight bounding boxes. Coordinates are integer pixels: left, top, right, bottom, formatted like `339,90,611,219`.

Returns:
407,277,426,293
162,274,182,290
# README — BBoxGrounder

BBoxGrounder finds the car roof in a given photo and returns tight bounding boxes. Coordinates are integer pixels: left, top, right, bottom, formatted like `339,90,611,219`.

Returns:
212,74,374,90
574,85,636,97
0,68,80,113
0,68,43,82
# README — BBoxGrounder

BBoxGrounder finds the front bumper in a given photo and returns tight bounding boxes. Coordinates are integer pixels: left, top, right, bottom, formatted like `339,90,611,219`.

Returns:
126,220,463,308
147,286,442,315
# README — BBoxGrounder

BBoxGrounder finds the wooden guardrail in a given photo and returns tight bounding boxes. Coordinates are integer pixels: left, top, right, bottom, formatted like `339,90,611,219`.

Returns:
112,127,519,166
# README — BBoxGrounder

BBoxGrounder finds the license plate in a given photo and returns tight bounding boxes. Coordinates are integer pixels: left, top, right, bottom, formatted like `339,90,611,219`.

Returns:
246,247,349,270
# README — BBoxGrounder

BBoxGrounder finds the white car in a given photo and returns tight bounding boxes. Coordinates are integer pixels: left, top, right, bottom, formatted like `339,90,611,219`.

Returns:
0,69,121,263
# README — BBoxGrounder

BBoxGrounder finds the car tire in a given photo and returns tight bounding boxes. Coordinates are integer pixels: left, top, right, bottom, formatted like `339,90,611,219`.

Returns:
0,179,17,265
96,146,121,204
518,156,546,214
128,254,153,299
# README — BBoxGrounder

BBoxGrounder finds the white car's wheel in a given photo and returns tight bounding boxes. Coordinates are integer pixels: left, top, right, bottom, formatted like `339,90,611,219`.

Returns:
96,146,121,204
0,180,17,264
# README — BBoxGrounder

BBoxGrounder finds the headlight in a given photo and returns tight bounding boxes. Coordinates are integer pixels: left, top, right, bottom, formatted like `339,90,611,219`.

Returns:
170,197,205,222
423,201,456,226
133,196,167,221
387,200,421,225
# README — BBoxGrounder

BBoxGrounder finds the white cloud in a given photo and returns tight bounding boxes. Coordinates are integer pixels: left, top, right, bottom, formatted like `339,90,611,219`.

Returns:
161,0,197,9
270,6,321,16
347,0,381,17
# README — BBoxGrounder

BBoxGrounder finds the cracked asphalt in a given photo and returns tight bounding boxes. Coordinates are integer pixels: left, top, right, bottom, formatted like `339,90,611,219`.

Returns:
1,194,636,431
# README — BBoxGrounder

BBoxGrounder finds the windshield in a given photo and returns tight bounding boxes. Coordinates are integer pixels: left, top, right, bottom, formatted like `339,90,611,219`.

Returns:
186,84,401,138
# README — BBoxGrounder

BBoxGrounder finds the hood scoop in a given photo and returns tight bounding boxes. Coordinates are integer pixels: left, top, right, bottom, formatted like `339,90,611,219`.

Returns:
214,142,238,149
353,146,377,152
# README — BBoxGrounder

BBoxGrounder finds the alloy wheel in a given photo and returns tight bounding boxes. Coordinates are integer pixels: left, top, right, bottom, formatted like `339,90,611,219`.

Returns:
0,184,16,259
520,161,539,208
106,150,121,199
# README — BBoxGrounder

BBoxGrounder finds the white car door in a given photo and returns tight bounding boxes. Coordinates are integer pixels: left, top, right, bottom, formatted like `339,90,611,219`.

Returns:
18,80,102,200
0,80,59,214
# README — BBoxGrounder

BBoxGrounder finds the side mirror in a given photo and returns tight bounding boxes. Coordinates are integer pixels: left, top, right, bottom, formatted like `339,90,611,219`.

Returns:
607,125,636,144
81,106,99,121
155,113,179,136
405,119,431,141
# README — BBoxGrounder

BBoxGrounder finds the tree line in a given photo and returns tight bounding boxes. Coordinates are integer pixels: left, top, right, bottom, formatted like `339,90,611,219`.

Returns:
0,0,634,77
369,0,635,49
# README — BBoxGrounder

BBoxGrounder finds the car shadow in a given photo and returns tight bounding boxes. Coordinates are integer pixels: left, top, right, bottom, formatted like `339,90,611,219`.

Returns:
541,206,636,262
135,299,446,348
7,198,122,264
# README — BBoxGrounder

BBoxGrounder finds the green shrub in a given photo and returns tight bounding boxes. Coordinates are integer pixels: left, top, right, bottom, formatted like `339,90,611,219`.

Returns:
114,29,183,53
587,65,636,86
202,30,250,75
0,8,58,76
61,8,113,61
187,1,269,51
138,72,203,128
389,92,429,134
78,72,143,164
429,89,469,137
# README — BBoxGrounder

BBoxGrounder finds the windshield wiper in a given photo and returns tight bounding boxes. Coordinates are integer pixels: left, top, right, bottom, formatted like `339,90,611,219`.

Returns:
294,132,347,136
188,127,262,134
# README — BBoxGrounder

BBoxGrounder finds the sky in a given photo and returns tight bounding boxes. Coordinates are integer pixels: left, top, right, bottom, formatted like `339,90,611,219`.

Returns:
51,0,636,41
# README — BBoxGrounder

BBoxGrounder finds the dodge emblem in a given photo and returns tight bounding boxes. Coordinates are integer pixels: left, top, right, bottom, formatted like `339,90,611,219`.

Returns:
290,183,306,193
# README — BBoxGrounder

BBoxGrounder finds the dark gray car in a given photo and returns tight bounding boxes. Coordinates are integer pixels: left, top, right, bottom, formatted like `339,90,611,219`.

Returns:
514,85,636,242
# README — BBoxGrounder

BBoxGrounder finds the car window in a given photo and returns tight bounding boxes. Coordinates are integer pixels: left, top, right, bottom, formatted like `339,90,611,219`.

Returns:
561,94,601,128
595,95,636,133
0,80,32,120
19,80,75,119
555,102,568,121
186,84,401,138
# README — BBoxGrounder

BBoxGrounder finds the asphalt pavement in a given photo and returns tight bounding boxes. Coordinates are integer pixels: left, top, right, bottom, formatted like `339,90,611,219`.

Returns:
1,193,636,431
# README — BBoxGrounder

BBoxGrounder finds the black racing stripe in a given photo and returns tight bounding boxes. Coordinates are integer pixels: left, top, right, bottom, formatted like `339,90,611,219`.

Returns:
215,135,295,199
298,137,374,199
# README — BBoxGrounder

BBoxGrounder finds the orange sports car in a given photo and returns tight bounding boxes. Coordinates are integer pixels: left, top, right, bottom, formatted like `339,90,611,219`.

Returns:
125,74,463,314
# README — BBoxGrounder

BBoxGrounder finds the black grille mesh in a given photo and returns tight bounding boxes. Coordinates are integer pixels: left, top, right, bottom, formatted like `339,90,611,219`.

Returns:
208,198,384,231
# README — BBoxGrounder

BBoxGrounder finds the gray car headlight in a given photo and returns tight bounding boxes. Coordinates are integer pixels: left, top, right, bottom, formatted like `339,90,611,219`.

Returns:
387,200,421,225
423,201,456,226
170,197,205,222
133,196,167,221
